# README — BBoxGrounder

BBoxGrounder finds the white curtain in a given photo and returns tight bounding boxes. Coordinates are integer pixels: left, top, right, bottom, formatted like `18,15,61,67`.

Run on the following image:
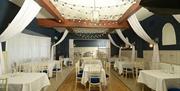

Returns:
116,29,135,61
108,34,120,48
0,43,5,74
173,15,180,23
0,0,41,74
69,39,74,59
128,14,160,63
0,0,41,42
50,30,69,60
6,33,51,72
108,34,121,57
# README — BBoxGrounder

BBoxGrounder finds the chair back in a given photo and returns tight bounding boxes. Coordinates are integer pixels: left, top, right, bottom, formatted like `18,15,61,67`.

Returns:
0,78,8,91
75,61,80,76
88,65,102,82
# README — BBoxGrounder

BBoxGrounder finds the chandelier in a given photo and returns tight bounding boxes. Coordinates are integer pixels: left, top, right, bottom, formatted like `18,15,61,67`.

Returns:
91,0,100,23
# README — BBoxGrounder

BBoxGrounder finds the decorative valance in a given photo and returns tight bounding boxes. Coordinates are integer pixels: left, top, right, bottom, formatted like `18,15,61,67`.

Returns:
116,29,135,61
50,30,69,61
0,0,41,74
128,14,160,63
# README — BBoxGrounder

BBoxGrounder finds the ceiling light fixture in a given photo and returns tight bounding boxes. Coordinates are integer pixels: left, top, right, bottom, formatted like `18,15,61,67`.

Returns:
91,0,100,23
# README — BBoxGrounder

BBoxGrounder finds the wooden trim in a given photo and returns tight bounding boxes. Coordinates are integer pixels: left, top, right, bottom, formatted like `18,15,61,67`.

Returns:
118,2,141,23
37,0,65,22
37,19,129,29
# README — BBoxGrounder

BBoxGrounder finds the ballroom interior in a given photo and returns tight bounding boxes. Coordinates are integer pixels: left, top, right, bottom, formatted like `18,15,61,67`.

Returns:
0,0,180,91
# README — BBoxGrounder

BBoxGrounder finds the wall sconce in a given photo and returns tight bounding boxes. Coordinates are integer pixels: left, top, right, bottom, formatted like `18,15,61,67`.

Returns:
149,44,153,48
130,46,133,49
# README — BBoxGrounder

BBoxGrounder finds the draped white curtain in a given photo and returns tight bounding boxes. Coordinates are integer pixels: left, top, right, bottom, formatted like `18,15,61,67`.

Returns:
108,34,121,48
50,30,69,60
0,44,4,74
128,14,160,62
69,39,74,60
108,34,121,57
0,0,41,74
116,29,135,61
6,33,51,71
173,15,180,23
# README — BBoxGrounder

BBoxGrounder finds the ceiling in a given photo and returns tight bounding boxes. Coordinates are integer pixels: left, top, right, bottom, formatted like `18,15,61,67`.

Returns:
50,0,134,20
9,0,157,33
140,0,180,15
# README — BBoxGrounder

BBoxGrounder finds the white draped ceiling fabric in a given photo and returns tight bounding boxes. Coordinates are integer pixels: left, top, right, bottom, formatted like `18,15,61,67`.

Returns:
128,14,160,63
50,30,69,61
173,15,180,23
116,29,135,61
0,0,41,74
108,34,121,57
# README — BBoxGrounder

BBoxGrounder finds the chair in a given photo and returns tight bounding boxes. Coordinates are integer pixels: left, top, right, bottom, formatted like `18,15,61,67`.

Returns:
122,63,134,78
75,61,83,91
0,78,8,91
88,66,102,91
134,61,145,78
53,60,63,77
39,64,48,74
103,60,110,81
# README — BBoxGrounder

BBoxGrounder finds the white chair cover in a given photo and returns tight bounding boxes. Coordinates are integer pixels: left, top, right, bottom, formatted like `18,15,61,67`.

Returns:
50,30,69,61
0,0,41,74
128,14,160,63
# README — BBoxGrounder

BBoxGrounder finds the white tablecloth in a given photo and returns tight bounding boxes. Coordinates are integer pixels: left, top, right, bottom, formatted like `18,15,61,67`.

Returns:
116,61,134,74
82,59,102,68
81,64,107,86
138,70,180,91
0,73,50,91
20,61,55,77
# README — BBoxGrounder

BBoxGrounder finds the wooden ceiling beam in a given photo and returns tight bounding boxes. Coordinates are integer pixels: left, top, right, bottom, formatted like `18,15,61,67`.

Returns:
66,27,74,32
118,2,141,23
107,28,115,33
37,0,65,22
37,19,129,29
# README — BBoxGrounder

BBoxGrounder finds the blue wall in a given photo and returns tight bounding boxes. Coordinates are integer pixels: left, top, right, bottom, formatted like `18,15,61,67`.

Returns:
122,15,180,57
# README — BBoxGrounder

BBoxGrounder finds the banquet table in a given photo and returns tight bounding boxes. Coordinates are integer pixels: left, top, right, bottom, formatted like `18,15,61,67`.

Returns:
116,61,134,75
81,64,107,86
0,73,50,91
138,70,180,91
81,59,102,68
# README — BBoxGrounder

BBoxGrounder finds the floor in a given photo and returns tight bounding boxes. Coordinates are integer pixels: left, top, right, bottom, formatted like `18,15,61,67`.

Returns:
46,66,74,91
56,69,131,91
111,69,153,91
45,66,150,91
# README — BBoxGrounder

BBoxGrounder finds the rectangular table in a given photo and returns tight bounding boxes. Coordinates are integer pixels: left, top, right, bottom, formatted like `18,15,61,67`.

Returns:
81,64,107,86
0,73,50,91
81,59,102,68
138,70,180,91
